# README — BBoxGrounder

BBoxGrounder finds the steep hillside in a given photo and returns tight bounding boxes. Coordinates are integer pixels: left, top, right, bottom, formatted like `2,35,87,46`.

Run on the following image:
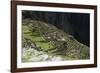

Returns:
22,19,89,62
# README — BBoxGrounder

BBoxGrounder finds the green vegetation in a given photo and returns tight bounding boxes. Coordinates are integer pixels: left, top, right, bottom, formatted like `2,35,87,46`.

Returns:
22,23,53,50
22,19,89,62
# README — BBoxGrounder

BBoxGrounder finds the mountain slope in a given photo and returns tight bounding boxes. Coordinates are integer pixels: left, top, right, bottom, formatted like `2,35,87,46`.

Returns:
22,19,89,62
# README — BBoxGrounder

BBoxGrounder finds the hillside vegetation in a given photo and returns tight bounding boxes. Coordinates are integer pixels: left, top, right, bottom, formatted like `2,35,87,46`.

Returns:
22,19,89,62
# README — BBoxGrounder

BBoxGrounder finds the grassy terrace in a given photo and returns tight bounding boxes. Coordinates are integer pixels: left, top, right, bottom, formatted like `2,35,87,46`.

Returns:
22,20,89,62
22,25,53,51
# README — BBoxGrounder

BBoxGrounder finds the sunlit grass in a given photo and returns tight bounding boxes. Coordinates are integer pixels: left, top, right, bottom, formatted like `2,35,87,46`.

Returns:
22,25,53,50
22,20,89,62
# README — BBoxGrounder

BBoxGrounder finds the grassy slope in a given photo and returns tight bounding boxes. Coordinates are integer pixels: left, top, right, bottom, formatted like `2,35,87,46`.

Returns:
22,20,89,62
22,24,53,50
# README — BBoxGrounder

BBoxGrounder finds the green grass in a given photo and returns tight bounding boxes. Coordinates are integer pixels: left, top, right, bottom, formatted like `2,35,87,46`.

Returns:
22,25,53,50
22,20,89,62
